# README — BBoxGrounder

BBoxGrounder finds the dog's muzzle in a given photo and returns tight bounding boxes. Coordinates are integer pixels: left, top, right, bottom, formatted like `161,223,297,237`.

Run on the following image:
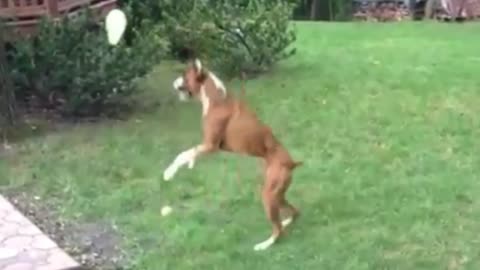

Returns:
173,76,190,101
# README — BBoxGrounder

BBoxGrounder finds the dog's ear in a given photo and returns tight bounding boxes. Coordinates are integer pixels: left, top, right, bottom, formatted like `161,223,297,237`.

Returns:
194,58,208,83
194,58,202,72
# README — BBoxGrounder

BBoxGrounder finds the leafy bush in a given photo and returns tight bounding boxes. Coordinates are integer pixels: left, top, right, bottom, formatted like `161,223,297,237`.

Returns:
138,0,298,77
174,0,297,76
8,10,167,117
115,0,164,46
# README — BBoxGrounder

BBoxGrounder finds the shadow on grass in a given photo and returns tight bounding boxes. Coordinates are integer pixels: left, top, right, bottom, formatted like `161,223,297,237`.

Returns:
1,60,186,149
1,108,120,146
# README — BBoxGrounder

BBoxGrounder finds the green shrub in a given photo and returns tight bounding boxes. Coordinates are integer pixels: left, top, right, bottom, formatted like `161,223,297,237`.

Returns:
8,10,167,117
116,0,164,46
115,0,298,77
156,0,298,77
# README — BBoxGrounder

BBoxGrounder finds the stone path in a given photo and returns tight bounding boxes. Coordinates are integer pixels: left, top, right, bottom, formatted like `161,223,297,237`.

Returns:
0,195,81,270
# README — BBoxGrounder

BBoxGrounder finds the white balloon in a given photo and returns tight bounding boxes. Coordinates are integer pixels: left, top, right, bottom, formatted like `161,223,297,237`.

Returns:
105,9,127,45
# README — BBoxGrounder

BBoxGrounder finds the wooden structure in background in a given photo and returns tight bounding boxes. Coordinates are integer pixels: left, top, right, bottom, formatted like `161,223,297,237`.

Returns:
440,0,480,19
0,0,117,37
421,0,480,20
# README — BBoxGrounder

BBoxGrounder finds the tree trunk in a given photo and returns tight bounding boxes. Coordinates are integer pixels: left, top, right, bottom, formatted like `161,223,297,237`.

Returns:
424,0,437,19
310,0,318,20
409,0,417,18
457,0,467,18
328,0,334,20
0,23,16,144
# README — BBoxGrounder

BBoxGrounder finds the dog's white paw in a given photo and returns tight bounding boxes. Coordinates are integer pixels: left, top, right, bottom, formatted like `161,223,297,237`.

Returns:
253,236,276,251
163,165,177,181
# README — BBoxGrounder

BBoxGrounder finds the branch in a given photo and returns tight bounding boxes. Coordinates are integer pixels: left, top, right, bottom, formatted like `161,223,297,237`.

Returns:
213,19,254,62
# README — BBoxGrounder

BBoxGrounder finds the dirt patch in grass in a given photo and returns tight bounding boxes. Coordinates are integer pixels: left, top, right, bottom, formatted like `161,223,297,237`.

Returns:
4,191,130,270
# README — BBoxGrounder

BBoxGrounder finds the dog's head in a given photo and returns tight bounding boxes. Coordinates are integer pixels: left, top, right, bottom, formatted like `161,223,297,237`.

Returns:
172,59,208,101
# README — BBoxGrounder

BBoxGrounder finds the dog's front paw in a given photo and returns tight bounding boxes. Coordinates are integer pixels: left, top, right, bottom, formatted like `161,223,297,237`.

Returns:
163,165,177,181
188,158,195,169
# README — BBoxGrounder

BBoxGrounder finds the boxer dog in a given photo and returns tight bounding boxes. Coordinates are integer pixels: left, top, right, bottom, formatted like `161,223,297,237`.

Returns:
163,59,302,251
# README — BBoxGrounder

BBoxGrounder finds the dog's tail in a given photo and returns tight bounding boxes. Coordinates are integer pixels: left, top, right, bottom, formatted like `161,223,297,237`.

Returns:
240,71,247,100
233,72,248,115
288,161,303,170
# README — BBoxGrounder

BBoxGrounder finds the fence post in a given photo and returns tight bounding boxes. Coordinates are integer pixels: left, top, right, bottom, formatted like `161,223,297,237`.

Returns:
46,0,59,17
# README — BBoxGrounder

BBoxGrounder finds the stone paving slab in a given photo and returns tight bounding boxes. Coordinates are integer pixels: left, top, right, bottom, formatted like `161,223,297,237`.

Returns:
0,195,81,270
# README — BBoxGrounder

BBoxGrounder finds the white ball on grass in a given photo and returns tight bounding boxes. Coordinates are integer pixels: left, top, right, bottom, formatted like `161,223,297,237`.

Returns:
161,206,173,216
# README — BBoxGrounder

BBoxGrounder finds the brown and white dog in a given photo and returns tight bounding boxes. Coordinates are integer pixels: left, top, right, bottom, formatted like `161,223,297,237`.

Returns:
163,59,303,251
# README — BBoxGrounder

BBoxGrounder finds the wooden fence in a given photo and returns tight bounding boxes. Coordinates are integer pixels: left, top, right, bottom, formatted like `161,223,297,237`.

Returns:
0,0,117,37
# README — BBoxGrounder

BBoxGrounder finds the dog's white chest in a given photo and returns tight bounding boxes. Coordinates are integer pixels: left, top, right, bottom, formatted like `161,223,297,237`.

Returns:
200,87,210,116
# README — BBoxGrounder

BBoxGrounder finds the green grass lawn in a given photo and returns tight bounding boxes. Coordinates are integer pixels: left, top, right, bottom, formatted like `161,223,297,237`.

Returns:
3,21,480,269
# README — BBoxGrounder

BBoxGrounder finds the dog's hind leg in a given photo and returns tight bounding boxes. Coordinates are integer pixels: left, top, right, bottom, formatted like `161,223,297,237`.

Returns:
278,176,299,228
254,187,282,251
280,197,299,228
